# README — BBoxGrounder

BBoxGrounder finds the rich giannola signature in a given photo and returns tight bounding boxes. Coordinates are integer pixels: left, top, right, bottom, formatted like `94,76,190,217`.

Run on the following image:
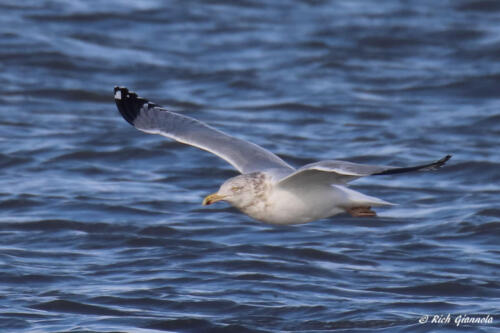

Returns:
419,314,493,327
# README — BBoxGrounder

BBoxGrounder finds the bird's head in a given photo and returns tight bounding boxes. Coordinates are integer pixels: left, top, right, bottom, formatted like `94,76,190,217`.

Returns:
202,174,258,208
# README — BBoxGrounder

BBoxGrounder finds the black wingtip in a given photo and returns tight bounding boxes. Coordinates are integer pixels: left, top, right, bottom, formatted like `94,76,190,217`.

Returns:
373,154,452,176
434,154,452,168
113,86,157,126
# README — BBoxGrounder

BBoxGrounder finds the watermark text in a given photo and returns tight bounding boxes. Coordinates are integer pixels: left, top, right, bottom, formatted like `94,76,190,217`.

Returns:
419,314,493,327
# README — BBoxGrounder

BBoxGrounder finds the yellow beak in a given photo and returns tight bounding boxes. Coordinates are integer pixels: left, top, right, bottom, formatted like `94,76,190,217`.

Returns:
202,193,226,206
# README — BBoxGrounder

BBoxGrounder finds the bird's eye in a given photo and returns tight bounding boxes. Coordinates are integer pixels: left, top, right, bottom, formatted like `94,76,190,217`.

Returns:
231,186,243,192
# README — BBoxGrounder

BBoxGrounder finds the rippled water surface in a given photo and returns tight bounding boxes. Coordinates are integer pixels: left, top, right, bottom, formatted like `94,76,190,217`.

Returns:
1,0,499,332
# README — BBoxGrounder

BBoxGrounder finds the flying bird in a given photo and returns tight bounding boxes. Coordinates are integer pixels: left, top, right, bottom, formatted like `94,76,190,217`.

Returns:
114,86,451,225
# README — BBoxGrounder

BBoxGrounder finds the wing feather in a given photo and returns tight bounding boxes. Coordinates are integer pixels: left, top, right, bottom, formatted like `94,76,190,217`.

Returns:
114,87,293,174
277,155,451,189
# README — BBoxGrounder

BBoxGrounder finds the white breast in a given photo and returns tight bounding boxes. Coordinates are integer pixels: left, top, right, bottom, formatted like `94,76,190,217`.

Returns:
240,185,344,225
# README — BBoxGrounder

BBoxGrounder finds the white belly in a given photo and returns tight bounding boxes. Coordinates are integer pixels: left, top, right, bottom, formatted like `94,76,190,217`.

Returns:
240,185,345,225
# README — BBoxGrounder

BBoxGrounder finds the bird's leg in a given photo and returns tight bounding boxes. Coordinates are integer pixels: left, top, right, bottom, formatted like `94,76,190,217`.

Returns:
346,206,376,217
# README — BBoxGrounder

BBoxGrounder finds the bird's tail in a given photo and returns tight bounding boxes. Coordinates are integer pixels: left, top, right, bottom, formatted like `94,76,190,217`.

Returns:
333,185,395,207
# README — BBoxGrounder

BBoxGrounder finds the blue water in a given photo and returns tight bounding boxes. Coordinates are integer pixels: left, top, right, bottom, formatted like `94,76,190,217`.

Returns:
1,0,499,332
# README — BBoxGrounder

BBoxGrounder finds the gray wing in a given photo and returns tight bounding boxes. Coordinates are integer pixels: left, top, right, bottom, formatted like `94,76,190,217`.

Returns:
114,87,293,174
277,155,451,188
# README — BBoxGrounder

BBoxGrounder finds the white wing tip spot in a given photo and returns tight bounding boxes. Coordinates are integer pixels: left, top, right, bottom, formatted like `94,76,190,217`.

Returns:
114,90,121,100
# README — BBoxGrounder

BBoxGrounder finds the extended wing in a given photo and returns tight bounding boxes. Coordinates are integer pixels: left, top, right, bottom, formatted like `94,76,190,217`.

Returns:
277,155,451,189
114,87,293,174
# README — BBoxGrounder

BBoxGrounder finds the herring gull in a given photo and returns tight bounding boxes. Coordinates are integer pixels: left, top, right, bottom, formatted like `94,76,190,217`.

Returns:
114,86,451,225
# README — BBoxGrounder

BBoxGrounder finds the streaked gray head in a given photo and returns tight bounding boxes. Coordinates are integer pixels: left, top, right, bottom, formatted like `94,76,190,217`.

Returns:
202,173,265,208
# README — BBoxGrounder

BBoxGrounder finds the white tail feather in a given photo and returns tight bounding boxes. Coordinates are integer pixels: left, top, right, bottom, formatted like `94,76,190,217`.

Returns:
332,185,395,207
